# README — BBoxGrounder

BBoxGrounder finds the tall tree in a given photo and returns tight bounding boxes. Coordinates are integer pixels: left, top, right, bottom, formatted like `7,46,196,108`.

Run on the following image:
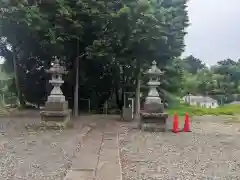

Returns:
0,0,189,113
182,55,206,74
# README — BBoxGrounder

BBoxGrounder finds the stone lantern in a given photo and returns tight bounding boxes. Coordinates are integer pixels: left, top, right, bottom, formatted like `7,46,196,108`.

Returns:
145,61,163,107
40,57,71,129
140,61,168,131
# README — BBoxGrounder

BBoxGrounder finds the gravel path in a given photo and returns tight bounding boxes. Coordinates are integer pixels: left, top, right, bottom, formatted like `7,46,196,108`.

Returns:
0,114,122,180
0,117,85,180
2,114,240,180
119,117,240,180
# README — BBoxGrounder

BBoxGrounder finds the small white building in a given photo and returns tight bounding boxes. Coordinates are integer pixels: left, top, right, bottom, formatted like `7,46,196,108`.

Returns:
182,95,218,108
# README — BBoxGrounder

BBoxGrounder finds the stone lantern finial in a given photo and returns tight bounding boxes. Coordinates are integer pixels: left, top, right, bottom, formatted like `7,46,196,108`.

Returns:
54,56,60,64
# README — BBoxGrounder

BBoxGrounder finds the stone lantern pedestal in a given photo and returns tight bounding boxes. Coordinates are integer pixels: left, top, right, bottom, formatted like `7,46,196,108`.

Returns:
140,61,168,132
40,57,72,129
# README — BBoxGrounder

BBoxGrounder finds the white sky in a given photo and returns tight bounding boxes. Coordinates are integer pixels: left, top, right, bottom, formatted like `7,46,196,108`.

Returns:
1,0,239,66
183,0,240,65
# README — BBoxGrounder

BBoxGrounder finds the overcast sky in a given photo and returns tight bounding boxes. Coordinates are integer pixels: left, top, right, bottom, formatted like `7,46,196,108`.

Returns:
183,0,240,65
1,0,240,65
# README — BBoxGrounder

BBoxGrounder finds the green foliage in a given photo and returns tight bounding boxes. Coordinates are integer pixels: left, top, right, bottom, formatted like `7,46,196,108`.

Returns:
0,106,10,116
0,0,189,109
168,104,240,117
180,55,240,101
182,55,206,74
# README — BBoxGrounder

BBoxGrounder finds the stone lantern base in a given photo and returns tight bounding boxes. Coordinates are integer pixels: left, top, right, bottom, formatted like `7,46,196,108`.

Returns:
139,100,169,132
140,112,168,132
40,101,72,129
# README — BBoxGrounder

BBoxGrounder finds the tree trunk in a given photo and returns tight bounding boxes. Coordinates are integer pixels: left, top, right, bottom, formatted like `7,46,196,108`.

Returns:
120,69,125,116
13,48,25,107
114,65,125,116
121,85,125,113
115,86,121,109
115,85,125,117
73,57,79,117
134,68,141,121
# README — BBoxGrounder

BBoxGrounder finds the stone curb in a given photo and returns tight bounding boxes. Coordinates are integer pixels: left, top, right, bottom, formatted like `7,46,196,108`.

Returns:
117,132,123,180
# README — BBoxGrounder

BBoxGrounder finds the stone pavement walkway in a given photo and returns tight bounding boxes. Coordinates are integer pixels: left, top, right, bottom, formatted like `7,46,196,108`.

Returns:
64,123,122,180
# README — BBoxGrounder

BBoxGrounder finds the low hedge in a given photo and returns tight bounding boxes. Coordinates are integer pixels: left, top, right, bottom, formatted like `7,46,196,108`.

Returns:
167,104,240,116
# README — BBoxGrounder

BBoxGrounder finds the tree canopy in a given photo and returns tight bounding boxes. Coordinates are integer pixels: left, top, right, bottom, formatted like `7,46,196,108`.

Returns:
1,0,189,111
180,56,240,104
1,0,239,111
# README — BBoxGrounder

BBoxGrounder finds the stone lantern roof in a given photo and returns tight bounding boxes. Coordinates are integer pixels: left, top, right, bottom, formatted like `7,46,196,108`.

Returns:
47,57,66,75
147,61,163,75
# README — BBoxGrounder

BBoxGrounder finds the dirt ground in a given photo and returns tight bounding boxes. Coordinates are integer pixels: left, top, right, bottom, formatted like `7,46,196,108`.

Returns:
1,112,240,180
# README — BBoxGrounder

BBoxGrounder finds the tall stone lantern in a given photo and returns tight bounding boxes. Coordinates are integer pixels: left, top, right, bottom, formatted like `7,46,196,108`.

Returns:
40,57,72,129
140,61,168,131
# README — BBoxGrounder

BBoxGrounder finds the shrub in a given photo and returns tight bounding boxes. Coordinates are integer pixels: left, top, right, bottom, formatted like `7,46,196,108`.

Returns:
167,104,240,116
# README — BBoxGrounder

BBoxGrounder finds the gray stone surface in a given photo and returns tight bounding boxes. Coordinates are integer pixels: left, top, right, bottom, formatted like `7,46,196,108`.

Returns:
64,120,122,180
95,132,122,180
71,131,102,171
119,117,240,180
64,170,94,180
45,101,69,111
143,103,164,113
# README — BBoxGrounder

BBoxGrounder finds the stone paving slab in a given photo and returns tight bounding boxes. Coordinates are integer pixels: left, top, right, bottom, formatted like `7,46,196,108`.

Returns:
64,170,94,180
64,127,122,180
71,131,103,172
64,129,103,180
95,132,122,180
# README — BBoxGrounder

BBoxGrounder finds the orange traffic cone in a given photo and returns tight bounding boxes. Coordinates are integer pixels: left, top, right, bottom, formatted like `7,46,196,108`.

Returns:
183,112,191,132
172,112,180,133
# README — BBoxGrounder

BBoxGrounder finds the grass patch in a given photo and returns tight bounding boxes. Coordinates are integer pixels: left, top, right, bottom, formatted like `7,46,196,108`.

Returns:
223,116,240,124
167,104,240,117
0,105,10,116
